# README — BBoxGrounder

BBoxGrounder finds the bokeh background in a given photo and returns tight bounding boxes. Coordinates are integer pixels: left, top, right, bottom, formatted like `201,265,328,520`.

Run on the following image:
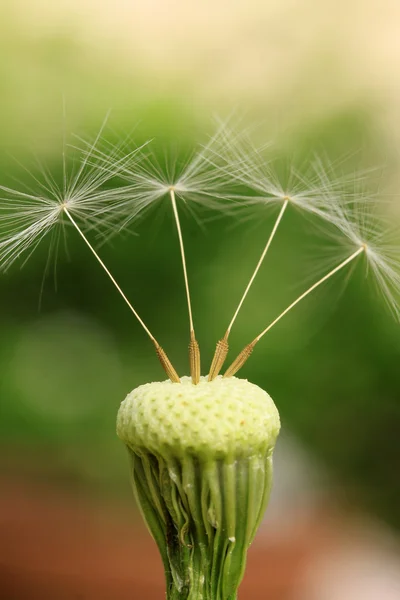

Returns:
1,1,400,599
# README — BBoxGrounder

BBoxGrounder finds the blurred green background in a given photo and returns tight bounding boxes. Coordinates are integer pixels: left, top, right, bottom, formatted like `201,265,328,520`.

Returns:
0,1,400,598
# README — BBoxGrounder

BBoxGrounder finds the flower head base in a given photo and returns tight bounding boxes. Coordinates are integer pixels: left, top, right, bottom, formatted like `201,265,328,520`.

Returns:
117,376,280,460
117,376,280,600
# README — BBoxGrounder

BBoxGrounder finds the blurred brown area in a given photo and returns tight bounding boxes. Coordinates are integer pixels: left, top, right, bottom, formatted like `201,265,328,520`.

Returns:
0,477,326,600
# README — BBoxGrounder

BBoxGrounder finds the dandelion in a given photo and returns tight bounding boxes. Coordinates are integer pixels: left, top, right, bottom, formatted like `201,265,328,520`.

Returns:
1,124,399,600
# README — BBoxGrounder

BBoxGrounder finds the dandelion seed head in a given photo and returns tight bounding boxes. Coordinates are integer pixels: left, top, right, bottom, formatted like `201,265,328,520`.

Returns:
326,190,400,321
201,124,359,229
0,116,150,271
77,121,244,233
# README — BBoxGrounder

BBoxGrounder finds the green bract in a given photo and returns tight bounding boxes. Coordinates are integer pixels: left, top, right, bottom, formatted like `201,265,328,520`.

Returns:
117,376,280,600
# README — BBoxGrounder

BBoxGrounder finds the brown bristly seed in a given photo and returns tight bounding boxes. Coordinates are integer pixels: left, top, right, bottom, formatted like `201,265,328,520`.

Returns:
189,330,201,384
153,341,181,383
223,340,257,378
208,334,229,381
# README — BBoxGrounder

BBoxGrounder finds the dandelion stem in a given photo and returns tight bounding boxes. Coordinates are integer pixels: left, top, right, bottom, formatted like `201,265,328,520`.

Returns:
255,245,365,341
64,207,154,338
224,245,365,378
228,198,289,333
64,207,180,382
170,188,200,383
170,189,194,331
208,199,289,381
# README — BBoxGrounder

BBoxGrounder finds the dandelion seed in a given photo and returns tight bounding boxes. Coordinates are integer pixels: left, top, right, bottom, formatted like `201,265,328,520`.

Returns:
224,195,400,377
0,126,180,382
207,129,368,378
84,124,240,383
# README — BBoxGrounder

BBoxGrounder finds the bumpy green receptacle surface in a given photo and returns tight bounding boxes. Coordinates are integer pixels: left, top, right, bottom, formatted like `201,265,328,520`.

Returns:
117,375,280,459
117,376,280,600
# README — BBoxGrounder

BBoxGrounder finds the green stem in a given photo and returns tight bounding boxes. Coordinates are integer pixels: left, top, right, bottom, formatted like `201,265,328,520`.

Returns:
127,448,274,600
